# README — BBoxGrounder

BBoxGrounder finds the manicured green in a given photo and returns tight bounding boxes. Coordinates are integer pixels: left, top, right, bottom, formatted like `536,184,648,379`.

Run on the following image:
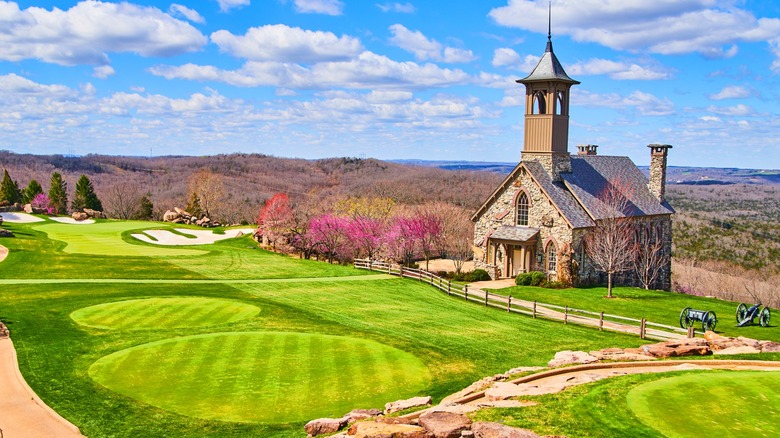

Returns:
499,285,780,341
627,371,780,437
89,332,431,423
70,297,261,330
36,221,206,256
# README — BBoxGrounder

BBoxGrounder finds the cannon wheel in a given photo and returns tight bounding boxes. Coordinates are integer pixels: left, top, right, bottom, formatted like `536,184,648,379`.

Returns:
760,307,771,327
702,311,718,332
736,303,748,323
679,307,693,329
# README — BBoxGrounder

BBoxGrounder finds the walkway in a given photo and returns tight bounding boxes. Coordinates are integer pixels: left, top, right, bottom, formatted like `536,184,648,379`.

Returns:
0,336,83,438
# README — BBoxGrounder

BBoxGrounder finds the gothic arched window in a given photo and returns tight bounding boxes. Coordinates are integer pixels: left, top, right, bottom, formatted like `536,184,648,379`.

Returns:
546,241,557,273
533,91,547,114
516,192,529,226
555,90,566,115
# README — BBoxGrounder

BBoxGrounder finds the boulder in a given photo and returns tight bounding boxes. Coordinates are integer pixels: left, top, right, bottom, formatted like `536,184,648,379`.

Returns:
385,396,432,414
547,350,598,367
485,382,564,401
641,338,711,358
0,229,13,238
590,349,656,362
84,208,105,219
760,342,780,353
23,203,33,214
471,422,542,438
72,212,89,221
418,411,471,438
163,210,180,222
713,345,761,355
345,409,382,423
0,215,3,225
304,417,348,436
349,421,431,438
174,207,192,217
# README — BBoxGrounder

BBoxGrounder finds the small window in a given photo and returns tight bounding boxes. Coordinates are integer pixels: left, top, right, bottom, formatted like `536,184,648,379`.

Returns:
555,90,566,115
533,91,547,114
516,192,529,226
547,242,557,273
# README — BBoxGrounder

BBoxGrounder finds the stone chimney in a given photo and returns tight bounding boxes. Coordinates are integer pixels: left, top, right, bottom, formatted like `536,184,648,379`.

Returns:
577,144,598,155
648,144,672,202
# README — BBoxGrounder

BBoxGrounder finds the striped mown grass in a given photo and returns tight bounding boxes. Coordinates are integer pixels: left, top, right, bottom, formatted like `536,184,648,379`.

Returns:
627,371,780,437
89,332,431,423
70,297,261,330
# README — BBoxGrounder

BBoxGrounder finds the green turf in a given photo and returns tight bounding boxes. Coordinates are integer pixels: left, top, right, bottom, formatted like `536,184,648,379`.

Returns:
89,332,431,423
498,285,780,341
627,371,780,437
35,221,206,256
70,297,261,330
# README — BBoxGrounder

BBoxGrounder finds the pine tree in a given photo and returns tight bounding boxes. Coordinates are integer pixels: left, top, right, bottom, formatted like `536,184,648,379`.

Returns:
49,172,68,214
0,169,22,204
134,193,154,220
23,179,44,204
71,175,102,212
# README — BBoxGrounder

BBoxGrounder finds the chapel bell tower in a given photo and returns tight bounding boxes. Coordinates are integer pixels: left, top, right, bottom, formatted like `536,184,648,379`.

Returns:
517,10,579,181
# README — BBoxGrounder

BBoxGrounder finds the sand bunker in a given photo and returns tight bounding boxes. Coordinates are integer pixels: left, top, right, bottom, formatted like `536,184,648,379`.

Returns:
48,217,96,225
131,228,255,246
0,212,45,223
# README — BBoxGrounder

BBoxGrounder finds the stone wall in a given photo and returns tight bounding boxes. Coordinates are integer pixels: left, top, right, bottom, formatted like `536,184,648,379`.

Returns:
473,165,574,280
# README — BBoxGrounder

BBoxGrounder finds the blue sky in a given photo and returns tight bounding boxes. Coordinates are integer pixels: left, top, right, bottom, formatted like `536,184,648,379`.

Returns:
1,0,779,169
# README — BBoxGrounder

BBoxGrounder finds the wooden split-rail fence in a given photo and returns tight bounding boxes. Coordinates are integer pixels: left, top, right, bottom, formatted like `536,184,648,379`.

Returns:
354,259,690,341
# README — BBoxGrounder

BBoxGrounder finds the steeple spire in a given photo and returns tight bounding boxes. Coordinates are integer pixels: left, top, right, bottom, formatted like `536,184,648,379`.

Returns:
546,1,552,52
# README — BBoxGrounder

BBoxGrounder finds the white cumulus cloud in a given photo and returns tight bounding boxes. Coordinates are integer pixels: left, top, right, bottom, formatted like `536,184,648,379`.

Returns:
93,65,115,79
169,4,205,23
566,58,671,80
707,103,752,116
376,2,415,13
217,0,250,13
709,85,751,100
574,89,675,116
0,1,206,66
492,48,540,72
292,0,344,15
211,24,363,63
388,24,476,63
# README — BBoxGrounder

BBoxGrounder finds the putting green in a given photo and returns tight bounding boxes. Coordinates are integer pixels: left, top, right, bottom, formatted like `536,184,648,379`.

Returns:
627,371,780,437
89,332,430,423
36,221,206,256
71,297,261,330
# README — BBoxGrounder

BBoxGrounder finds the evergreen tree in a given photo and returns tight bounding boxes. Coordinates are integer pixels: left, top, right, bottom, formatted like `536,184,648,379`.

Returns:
23,179,44,204
134,193,154,220
71,175,103,212
0,169,22,204
49,172,68,214
185,192,203,217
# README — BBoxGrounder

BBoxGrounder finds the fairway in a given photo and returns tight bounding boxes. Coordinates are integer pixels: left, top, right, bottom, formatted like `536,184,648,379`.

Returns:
70,297,261,330
89,332,431,423
627,371,780,437
36,221,206,256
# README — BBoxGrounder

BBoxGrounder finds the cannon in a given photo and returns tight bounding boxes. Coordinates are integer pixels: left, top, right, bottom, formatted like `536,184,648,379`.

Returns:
679,307,718,332
736,303,771,327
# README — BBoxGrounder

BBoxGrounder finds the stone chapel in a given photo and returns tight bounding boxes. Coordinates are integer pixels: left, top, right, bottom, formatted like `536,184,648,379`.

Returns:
471,32,674,290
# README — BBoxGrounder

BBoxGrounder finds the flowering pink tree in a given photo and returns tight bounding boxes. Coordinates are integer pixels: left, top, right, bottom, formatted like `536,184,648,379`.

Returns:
385,216,418,267
256,193,295,249
308,214,351,263
31,193,55,215
346,216,384,260
410,211,443,271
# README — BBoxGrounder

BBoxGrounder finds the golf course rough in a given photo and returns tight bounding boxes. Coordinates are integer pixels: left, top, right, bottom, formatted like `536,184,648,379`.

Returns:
626,371,780,437
89,332,431,423
70,297,261,330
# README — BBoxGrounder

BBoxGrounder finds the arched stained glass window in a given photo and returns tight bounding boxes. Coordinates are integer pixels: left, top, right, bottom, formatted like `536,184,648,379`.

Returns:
547,242,557,273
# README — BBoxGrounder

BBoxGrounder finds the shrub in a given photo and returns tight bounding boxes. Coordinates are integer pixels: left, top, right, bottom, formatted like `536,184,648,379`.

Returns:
515,271,547,286
543,281,567,289
463,269,491,282
530,271,546,286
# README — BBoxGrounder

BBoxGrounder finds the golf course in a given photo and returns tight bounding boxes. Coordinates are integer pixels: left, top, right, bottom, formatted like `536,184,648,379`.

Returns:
0,215,778,437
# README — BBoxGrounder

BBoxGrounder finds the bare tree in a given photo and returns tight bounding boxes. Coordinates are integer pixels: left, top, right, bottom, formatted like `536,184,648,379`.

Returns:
429,202,473,274
584,182,635,298
103,182,144,219
187,169,224,220
633,223,669,290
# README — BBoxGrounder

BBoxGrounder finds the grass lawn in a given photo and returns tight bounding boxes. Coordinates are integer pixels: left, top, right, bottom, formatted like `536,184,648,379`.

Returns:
627,371,780,437
497,285,780,341
1,218,778,437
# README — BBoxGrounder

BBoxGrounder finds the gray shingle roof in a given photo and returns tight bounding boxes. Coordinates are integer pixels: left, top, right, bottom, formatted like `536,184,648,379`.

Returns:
518,41,579,85
524,161,594,229
561,156,675,220
490,225,540,243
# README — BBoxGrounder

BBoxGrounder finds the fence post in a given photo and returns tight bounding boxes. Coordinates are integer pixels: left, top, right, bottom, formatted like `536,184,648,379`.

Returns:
485,290,488,306
447,280,451,295
687,326,695,338
507,295,512,312
368,259,372,272
464,284,468,300
564,306,568,325
640,318,646,340
599,311,604,331
533,301,537,319
400,266,403,277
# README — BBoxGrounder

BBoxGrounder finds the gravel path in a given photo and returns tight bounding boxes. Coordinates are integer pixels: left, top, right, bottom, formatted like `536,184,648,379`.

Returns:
0,337,83,438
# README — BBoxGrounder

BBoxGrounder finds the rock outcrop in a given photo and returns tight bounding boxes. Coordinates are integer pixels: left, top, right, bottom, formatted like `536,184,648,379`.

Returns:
162,208,222,228
417,411,471,438
385,396,432,415
547,350,599,367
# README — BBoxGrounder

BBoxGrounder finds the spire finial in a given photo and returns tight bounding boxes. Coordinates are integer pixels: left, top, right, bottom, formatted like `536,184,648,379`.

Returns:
545,1,553,52
547,1,551,42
